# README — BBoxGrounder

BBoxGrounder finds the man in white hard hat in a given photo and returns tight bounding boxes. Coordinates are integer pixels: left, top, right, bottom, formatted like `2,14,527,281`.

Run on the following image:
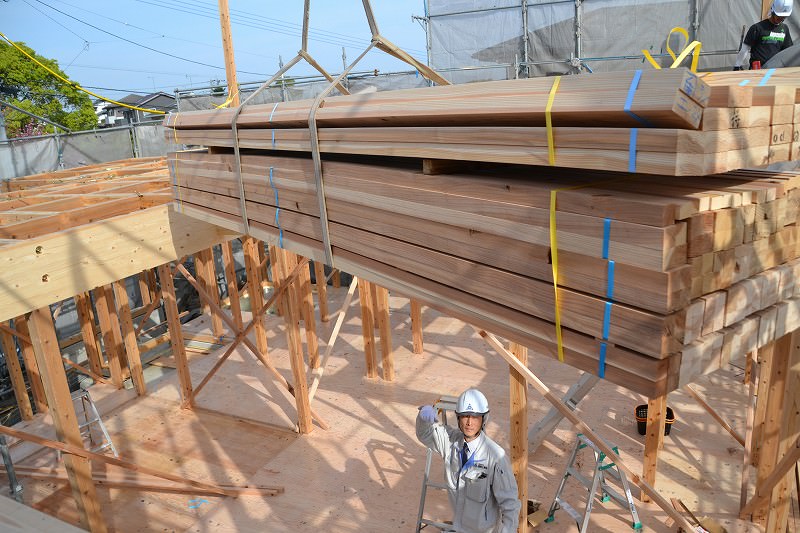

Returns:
735,0,794,69
416,389,520,533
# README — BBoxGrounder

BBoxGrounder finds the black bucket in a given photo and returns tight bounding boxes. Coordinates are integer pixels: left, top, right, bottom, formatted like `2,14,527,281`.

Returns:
635,404,675,436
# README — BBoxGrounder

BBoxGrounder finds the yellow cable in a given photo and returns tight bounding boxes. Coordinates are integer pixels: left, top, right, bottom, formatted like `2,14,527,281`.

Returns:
0,30,166,115
642,27,702,72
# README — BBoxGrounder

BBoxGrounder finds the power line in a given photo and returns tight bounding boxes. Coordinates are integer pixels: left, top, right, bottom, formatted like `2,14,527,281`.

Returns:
28,0,269,76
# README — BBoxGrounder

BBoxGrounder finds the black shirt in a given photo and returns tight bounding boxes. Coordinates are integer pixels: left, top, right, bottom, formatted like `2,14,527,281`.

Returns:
744,18,794,67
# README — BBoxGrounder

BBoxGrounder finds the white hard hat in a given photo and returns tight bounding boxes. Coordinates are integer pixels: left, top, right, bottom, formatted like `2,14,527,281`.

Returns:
772,0,793,17
456,389,489,416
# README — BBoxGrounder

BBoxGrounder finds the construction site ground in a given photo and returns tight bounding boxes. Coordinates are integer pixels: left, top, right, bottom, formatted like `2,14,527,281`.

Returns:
8,285,790,532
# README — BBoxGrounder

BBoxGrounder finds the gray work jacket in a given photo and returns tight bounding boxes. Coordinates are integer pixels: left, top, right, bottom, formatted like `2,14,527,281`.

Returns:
416,413,521,533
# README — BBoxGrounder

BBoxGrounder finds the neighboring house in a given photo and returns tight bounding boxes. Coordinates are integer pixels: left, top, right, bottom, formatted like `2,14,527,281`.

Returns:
96,92,176,127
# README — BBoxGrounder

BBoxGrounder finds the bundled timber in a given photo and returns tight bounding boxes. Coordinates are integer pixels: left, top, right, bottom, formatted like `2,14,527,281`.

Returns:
164,66,800,395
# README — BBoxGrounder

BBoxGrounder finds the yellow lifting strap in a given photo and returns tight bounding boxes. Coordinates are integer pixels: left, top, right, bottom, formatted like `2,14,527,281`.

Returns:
642,27,702,72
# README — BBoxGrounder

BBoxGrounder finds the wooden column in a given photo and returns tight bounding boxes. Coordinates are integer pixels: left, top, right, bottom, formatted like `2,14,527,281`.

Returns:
765,330,800,531
641,394,667,502
357,278,378,379
194,248,224,339
243,237,269,357
410,299,423,354
157,264,193,409
374,285,394,381
217,0,240,106
222,240,243,331
269,245,283,317
332,269,341,288
138,269,157,307
762,0,773,19
26,307,107,533
13,316,47,413
0,326,34,420
751,333,797,530
314,261,329,322
93,286,124,389
74,292,104,376
509,342,528,532
112,280,146,396
298,260,320,369
275,249,313,434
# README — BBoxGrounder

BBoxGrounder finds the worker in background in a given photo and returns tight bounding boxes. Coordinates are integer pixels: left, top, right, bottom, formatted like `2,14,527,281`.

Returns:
416,388,520,533
735,0,794,69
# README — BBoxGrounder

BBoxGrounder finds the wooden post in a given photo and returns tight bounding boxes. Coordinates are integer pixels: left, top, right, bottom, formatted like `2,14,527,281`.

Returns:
275,249,313,434
93,286,124,389
194,248,225,339
26,307,107,533
357,278,378,379
641,394,667,502
314,261,329,322
509,342,528,533
0,325,34,420
243,237,270,357
332,269,341,288
217,0,241,106
156,263,194,409
741,350,760,509
74,292,104,376
298,259,320,369
112,280,146,396
374,285,394,381
13,316,47,413
410,299,423,354
222,240,243,331
762,0,773,19
269,245,283,317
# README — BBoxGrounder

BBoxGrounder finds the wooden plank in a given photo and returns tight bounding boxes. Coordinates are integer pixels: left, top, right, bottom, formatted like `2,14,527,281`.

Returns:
298,258,320,369
194,248,225,339
0,324,34,420
374,285,394,381
26,306,107,533
642,394,667,502
0,204,237,323
113,280,146,396
358,278,378,379
93,285,123,389
410,299,423,355
314,261,329,322
242,237,270,360
221,240,243,331
13,315,47,413
156,263,193,409
509,341,528,533
74,292,104,377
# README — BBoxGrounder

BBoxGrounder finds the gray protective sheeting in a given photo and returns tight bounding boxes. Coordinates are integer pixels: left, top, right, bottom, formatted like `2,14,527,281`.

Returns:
428,0,796,80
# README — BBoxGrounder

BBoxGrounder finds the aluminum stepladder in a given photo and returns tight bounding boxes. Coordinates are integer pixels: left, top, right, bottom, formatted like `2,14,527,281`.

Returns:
545,433,642,532
416,395,458,532
59,388,118,460
0,434,23,502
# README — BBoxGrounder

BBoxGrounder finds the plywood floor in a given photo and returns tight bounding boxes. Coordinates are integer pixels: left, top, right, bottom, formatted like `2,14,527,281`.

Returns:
10,285,792,532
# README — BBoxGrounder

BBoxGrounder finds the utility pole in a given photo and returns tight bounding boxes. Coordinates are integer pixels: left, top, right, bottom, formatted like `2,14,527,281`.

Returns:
217,0,240,106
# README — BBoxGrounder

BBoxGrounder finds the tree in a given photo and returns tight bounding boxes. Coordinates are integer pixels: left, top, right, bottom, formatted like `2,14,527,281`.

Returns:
0,40,96,138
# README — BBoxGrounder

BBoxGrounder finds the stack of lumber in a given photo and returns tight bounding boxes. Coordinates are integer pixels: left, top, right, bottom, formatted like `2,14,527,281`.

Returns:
164,68,800,395
167,68,800,176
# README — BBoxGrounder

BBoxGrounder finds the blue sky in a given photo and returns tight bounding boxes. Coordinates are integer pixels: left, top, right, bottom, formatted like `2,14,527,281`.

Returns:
3,0,430,97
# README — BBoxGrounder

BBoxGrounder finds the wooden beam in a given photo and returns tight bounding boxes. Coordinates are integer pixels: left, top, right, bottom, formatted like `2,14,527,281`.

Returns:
740,436,800,518
0,325,34,420
741,350,760,509
156,263,193,408
243,237,270,358
358,278,378,379
642,394,668,502
309,276,359,402
195,248,225,339
684,384,745,446
74,292,104,376
222,240,243,331
374,285,394,381
0,424,282,497
509,342,528,533
13,316,47,413
410,299,423,354
314,261,329,322
113,280,146,395
93,285,124,389
298,259,320,368
476,328,697,532
0,205,235,323
26,307,107,533
275,249,313,434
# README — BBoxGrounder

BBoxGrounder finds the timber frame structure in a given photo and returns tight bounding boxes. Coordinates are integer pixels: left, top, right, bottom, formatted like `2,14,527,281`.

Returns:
0,151,797,533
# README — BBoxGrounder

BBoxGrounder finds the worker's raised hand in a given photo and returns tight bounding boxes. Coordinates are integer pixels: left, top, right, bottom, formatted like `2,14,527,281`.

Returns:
419,405,437,423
